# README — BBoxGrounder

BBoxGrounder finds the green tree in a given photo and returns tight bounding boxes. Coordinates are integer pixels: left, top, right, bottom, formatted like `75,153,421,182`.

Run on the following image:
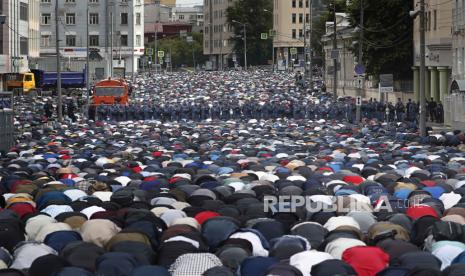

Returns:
226,0,273,66
148,32,207,68
347,0,413,80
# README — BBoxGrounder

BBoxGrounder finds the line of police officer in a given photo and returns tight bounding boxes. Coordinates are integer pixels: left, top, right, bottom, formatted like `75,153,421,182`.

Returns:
91,97,441,123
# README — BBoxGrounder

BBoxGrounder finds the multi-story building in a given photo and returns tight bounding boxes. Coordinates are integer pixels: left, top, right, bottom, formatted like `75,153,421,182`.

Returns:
38,0,144,82
0,0,40,78
144,0,172,45
273,0,326,70
412,0,452,104
203,0,236,70
160,0,176,7
321,13,356,94
170,6,204,32
144,0,171,24
452,0,465,83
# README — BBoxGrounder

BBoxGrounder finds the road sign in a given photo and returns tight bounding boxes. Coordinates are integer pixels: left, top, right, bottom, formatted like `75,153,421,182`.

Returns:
356,96,362,106
290,48,298,55
186,36,194,43
158,51,165,58
261,33,268,40
379,74,394,93
146,48,153,56
355,64,365,75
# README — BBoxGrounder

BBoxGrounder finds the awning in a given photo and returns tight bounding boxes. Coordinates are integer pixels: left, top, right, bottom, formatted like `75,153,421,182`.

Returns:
450,80,465,94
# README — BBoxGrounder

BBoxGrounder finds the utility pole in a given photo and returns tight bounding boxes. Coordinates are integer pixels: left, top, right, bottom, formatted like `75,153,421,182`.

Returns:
308,0,313,89
219,30,223,71
55,0,62,122
419,0,426,136
332,0,337,101
243,23,247,70
86,1,90,116
132,0,136,83
304,13,307,76
355,0,364,123
110,11,114,78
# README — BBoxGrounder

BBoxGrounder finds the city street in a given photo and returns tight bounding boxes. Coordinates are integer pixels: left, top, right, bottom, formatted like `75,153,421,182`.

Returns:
0,70,465,275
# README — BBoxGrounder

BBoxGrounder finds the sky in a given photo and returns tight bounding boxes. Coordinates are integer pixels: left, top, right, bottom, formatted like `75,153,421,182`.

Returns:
176,0,204,7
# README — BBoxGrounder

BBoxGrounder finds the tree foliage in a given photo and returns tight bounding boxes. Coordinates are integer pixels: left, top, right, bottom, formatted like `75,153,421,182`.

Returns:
347,0,413,80
148,32,207,68
226,0,273,66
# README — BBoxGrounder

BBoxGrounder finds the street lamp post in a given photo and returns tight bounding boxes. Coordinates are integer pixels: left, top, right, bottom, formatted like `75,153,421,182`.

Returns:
232,20,247,71
410,1,426,136
86,1,90,117
419,0,426,137
332,0,338,101
55,0,63,122
263,8,275,72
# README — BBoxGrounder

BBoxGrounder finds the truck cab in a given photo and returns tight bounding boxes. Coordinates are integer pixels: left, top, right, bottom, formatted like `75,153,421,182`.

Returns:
92,78,129,106
4,72,36,93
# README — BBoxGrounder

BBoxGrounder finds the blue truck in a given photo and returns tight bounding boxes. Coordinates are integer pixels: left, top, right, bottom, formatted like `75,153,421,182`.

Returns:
30,69,86,95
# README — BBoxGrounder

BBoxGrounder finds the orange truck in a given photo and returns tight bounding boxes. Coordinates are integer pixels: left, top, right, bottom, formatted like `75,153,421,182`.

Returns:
92,78,129,106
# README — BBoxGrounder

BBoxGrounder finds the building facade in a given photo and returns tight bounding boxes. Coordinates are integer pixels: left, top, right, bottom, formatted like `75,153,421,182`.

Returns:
38,0,144,83
0,0,40,76
144,0,171,25
321,13,357,94
412,0,452,104
170,6,204,32
273,0,326,70
203,0,236,70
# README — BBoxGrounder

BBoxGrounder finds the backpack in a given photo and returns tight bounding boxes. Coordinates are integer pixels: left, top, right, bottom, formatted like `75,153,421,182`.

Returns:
432,221,464,242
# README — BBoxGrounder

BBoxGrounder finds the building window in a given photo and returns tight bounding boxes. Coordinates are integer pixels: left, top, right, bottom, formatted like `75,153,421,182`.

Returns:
299,0,303,8
121,13,128,25
120,35,128,46
89,35,99,46
299,13,303,23
20,37,28,55
292,13,296,24
179,14,185,20
306,13,309,23
136,13,141,25
41,0,51,3
433,10,437,30
292,29,296,39
299,29,303,38
66,35,76,46
89,0,98,2
428,11,431,31
292,0,296,8
66,13,76,25
136,35,141,46
65,0,76,3
41,13,51,25
41,35,51,46
89,13,99,25
20,3,28,21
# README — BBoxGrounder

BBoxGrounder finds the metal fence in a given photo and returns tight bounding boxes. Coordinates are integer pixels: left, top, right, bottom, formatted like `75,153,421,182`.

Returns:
444,93,465,130
0,109,14,153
